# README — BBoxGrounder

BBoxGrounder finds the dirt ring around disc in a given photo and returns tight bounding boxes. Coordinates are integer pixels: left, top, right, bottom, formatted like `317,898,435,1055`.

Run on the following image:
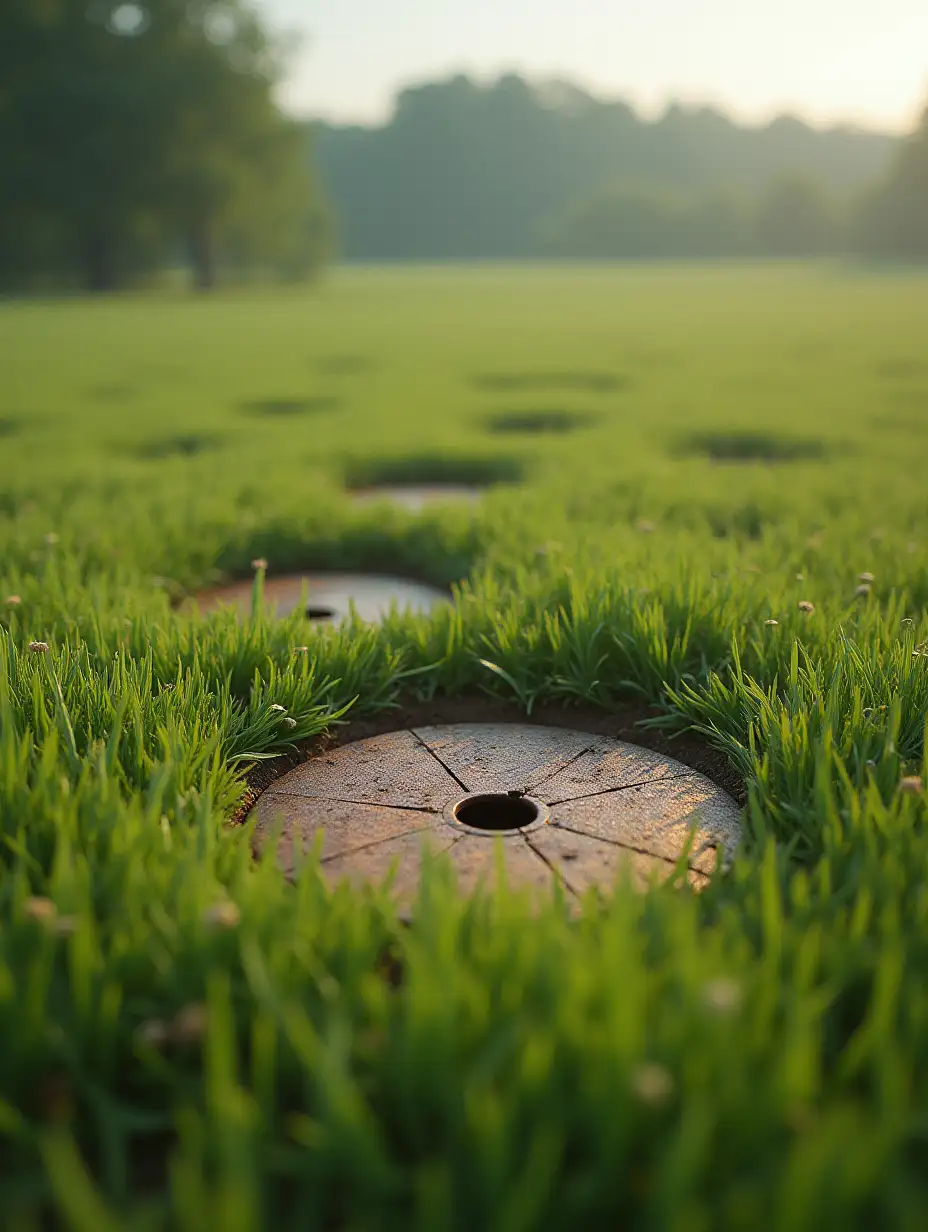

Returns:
248,723,743,905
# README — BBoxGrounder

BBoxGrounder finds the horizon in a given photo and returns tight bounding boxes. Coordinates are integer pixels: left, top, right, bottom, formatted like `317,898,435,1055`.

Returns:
261,0,928,135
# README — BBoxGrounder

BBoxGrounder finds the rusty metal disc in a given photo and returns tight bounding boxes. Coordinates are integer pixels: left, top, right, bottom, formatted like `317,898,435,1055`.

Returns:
194,572,449,624
249,724,743,905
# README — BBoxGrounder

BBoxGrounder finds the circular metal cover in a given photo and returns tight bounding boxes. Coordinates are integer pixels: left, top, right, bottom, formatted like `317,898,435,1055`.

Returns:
194,573,449,624
250,724,743,904
350,485,482,513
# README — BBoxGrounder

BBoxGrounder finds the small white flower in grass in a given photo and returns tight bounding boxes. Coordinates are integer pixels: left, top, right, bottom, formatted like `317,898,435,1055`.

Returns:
798,601,815,614
898,776,924,797
25,896,57,922
29,640,49,653
703,977,743,1015
203,901,241,929
858,572,875,584
137,1019,171,1049
631,1063,675,1107
171,1003,208,1045
283,717,298,729
765,618,779,627
269,704,286,713
4,595,21,606
635,519,656,534
795,573,805,582
855,584,871,599
251,557,268,571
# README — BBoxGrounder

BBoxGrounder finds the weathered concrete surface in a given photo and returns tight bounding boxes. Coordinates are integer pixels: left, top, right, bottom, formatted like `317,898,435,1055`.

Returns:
249,724,742,904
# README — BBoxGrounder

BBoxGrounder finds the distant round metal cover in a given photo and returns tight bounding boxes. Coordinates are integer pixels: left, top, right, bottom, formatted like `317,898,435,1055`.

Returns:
195,572,449,624
350,485,482,513
249,724,743,905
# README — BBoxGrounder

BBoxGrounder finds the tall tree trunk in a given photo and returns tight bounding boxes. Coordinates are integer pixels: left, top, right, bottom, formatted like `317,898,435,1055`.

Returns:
189,219,216,291
84,227,116,293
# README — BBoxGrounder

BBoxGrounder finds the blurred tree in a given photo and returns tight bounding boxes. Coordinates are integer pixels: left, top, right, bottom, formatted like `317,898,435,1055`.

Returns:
752,174,842,256
313,73,895,261
0,1,328,291
539,184,749,260
540,184,687,259
155,1,330,288
855,104,928,260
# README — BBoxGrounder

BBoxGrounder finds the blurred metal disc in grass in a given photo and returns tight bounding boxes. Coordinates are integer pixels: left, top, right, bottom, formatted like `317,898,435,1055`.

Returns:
193,573,450,624
349,484,483,513
249,724,743,905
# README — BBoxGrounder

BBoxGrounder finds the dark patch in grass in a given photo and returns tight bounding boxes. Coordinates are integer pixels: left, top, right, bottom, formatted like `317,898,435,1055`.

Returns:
485,409,597,436
877,359,928,381
134,434,222,460
680,430,829,464
92,383,135,402
0,417,20,438
241,396,341,418
871,410,927,433
317,354,374,376
344,453,524,490
473,371,628,394
708,502,766,541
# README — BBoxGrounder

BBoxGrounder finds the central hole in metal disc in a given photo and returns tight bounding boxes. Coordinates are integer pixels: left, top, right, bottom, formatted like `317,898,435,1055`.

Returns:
305,605,337,621
453,793,540,833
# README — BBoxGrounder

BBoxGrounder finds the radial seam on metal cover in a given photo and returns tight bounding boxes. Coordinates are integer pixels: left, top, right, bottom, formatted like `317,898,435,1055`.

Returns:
409,728,471,793
545,770,695,807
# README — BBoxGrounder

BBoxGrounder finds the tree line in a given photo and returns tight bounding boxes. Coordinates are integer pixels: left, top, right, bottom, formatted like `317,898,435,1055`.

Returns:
2,23,926,288
0,1,329,292
313,75,927,262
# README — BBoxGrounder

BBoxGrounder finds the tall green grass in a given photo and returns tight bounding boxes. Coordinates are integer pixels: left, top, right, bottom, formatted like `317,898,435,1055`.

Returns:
2,265,928,1227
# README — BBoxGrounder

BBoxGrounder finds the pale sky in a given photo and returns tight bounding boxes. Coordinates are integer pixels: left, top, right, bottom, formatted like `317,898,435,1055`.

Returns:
258,0,928,132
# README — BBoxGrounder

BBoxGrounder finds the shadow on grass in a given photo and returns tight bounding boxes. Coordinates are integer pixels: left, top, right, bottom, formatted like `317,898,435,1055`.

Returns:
344,453,525,490
134,434,223,460
473,371,628,394
241,396,342,417
678,430,830,464
484,409,598,436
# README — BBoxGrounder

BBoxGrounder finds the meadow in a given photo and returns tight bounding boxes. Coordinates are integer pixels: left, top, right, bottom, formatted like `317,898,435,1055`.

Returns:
2,263,928,1228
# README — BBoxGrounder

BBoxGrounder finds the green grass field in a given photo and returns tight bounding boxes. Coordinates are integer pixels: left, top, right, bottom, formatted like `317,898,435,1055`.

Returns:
2,264,928,1228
